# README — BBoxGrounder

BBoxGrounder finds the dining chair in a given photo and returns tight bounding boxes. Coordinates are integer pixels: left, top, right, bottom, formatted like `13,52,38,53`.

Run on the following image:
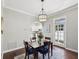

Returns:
32,37,36,39
50,42,53,56
45,37,51,40
23,41,35,59
45,37,53,56
37,41,50,59
31,37,36,42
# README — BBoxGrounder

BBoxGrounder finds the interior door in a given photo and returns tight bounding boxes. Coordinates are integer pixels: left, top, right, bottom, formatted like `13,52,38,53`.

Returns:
54,18,66,47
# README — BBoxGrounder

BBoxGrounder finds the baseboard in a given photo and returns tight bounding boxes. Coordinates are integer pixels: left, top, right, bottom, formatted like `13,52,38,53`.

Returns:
2,46,24,54
53,45,65,49
53,45,78,53
66,48,78,53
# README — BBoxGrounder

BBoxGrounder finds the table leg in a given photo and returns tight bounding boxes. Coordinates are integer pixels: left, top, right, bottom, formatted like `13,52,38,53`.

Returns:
33,51,38,59
51,42,53,56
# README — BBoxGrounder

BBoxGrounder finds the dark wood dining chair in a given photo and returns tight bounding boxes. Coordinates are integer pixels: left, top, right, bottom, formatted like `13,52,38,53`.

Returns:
37,41,50,59
45,37,51,40
32,37,36,40
50,42,53,56
45,37,53,56
23,41,35,59
31,37,36,42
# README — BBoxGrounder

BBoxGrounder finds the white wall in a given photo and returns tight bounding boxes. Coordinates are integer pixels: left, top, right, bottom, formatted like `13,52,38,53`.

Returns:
2,8,36,52
66,7,78,51
43,19,53,42
48,5,78,52
2,4,78,54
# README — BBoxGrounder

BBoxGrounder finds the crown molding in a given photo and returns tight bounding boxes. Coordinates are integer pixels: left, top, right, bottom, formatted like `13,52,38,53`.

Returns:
48,3,78,17
3,6,35,17
3,3,78,17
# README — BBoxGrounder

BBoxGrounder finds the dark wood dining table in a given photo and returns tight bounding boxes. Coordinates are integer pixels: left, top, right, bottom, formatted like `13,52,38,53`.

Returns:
28,40,53,59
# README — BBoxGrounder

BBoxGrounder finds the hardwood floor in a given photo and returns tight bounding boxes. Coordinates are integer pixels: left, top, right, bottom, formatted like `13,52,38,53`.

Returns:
3,46,78,59
53,46,78,59
3,48,25,59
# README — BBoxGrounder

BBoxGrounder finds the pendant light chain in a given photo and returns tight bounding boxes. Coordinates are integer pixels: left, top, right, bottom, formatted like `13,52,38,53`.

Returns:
42,0,44,14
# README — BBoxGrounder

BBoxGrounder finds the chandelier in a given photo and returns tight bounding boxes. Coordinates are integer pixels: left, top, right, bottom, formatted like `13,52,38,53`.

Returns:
38,0,47,22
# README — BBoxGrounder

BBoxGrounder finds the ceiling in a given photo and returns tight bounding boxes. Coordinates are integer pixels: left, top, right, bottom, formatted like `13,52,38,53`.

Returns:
3,0,77,16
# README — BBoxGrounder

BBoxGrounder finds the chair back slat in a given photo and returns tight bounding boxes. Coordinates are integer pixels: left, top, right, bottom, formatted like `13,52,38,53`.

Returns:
23,41,29,52
45,37,51,40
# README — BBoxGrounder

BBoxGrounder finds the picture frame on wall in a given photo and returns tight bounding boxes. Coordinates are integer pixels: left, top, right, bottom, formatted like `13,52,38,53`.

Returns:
44,24,50,33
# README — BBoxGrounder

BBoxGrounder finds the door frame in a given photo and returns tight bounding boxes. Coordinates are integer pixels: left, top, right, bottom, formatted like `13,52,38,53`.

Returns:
53,16,67,48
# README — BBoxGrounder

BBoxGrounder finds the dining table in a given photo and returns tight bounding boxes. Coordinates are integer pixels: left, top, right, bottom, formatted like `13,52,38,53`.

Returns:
28,40,53,59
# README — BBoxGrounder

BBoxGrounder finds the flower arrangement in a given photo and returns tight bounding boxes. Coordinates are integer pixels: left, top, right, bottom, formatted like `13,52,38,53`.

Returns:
37,31,44,45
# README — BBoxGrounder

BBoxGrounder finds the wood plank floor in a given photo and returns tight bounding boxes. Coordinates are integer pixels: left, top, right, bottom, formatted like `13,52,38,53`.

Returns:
14,46,78,59
53,46,78,59
3,46,78,59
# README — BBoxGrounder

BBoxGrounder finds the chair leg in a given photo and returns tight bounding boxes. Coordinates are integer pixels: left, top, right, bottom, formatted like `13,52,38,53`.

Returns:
43,54,44,59
48,52,50,59
33,53,35,59
51,43,53,56
33,52,38,59
28,55,29,59
25,54,26,59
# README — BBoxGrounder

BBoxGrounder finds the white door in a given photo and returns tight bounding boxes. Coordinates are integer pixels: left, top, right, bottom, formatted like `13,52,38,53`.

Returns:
54,17,66,47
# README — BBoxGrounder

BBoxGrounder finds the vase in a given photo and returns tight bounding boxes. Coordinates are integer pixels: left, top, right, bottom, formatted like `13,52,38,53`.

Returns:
38,38,41,45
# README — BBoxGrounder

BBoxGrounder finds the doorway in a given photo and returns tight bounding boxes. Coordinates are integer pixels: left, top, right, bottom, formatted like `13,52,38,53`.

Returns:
54,17,66,47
